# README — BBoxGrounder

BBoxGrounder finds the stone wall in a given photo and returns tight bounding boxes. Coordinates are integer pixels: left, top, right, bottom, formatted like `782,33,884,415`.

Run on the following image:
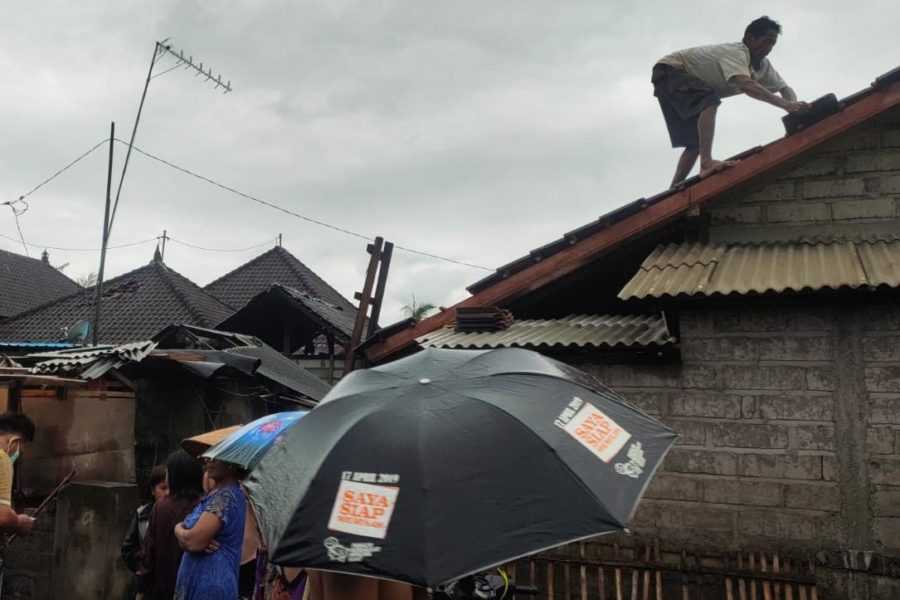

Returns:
707,106,900,243
570,300,900,561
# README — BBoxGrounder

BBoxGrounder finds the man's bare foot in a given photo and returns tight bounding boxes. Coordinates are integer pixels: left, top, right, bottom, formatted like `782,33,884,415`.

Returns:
699,159,736,178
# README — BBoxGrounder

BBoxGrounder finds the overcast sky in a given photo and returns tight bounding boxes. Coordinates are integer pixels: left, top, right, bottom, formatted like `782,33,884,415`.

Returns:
1,1,897,324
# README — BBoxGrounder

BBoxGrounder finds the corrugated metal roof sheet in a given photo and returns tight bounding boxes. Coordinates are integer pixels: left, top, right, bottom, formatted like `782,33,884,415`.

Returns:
416,314,675,350
619,238,900,299
30,341,158,378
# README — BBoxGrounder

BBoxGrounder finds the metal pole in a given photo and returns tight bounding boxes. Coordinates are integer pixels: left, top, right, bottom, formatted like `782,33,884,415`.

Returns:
161,229,167,260
107,42,160,240
92,122,115,346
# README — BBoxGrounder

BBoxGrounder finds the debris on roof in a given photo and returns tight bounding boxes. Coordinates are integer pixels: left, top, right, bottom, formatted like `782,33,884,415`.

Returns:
418,314,675,350
205,246,356,316
30,341,158,379
618,237,900,300
218,283,356,342
0,261,233,345
782,93,841,135
455,307,514,332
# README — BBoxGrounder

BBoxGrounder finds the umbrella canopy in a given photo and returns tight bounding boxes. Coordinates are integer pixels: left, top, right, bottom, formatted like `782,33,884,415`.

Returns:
202,411,307,470
246,347,676,587
182,425,244,457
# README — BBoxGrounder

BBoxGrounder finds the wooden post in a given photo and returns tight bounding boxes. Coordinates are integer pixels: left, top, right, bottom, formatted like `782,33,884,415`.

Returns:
345,237,383,373
327,333,336,384
366,240,393,339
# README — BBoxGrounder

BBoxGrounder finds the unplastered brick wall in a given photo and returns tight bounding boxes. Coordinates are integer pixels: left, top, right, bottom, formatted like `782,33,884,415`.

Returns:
570,300,900,556
707,107,900,243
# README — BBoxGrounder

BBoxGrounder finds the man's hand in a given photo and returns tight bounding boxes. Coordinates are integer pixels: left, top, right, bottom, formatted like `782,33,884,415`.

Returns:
16,514,35,535
204,539,220,554
783,100,810,113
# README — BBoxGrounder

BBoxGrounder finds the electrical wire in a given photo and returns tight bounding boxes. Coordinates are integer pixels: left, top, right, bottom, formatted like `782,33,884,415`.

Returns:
167,235,277,253
8,138,109,203
0,231,159,253
3,135,492,271
7,203,29,257
115,139,492,271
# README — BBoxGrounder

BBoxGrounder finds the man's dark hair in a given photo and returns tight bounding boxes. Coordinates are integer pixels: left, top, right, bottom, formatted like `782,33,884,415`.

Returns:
745,16,781,38
0,413,35,442
165,450,203,501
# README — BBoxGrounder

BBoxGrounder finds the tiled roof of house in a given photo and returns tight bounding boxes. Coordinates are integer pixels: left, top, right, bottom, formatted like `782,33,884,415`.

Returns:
205,246,355,314
364,65,900,362
0,259,234,344
0,248,81,318
218,283,357,342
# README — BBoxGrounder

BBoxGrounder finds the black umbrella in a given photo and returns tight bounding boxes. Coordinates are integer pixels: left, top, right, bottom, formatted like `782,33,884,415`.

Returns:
246,348,676,588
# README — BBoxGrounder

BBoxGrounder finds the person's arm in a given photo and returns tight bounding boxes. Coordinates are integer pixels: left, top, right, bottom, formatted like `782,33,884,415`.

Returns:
175,512,222,553
121,509,142,573
780,86,798,102
0,454,33,535
731,75,807,112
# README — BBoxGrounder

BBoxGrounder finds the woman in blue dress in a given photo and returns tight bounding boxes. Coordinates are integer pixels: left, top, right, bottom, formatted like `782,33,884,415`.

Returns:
174,459,247,599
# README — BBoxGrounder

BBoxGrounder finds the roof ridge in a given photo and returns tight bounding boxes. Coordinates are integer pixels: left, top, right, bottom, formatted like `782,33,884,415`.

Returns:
155,262,236,326
204,246,280,291
273,247,355,309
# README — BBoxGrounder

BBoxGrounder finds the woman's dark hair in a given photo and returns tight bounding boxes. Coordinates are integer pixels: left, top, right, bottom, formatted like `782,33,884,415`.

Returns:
147,464,167,495
165,450,204,500
0,413,35,441
745,16,781,38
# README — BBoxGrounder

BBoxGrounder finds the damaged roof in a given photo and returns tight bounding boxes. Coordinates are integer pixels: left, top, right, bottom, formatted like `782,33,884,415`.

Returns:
365,65,900,363
416,314,675,350
618,237,900,299
0,259,234,345
205,246,356,316
218,283,357,342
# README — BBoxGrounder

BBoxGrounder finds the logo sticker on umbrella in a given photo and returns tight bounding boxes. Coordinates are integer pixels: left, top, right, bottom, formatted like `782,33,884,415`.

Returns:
555,397,631,463
328,479,400,539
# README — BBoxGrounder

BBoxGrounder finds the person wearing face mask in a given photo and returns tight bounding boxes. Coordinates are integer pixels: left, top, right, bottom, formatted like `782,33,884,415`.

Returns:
0,412,36,535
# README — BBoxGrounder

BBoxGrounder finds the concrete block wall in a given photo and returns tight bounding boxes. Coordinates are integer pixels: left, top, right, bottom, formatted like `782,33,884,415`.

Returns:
571,301,900,557
707,107,900,243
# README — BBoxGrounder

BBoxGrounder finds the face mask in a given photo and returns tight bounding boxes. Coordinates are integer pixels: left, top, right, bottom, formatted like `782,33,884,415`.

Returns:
7,440,20,464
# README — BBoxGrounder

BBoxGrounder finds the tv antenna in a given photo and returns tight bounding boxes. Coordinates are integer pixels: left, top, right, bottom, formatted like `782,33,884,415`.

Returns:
93,39,233,345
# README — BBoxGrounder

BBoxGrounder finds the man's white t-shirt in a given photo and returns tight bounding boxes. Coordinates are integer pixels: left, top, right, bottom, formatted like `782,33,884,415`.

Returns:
658,41,786,98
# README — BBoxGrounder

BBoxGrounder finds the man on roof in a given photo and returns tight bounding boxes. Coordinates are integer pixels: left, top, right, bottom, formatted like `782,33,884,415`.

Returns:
652,16,809,187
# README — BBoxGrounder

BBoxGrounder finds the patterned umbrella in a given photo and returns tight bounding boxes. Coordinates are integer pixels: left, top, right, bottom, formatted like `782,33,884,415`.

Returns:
202,411,307,470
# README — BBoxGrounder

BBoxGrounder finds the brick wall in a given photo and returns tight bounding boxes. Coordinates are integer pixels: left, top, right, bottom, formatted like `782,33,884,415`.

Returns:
707,107,900,243
570,301,900,558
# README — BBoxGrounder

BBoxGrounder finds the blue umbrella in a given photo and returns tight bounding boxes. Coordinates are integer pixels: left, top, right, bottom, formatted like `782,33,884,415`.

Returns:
202,411,307,470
